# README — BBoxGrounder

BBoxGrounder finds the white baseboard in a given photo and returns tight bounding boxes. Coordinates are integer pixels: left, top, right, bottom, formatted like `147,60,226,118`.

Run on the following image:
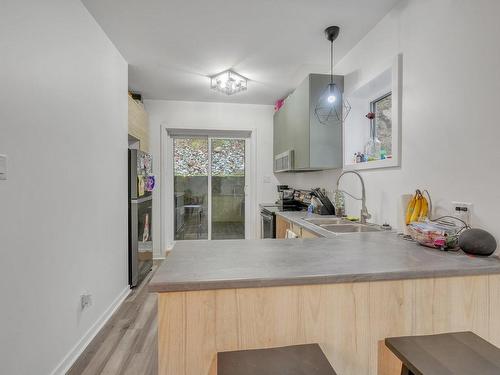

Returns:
50,285,131,375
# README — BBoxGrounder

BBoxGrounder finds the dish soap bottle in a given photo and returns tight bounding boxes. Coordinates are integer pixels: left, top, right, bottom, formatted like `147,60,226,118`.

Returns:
307,203,314,217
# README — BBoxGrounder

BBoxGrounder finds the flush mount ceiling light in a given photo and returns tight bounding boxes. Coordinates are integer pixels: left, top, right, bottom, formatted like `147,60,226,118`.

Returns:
315,26,351,126
210,70,248,96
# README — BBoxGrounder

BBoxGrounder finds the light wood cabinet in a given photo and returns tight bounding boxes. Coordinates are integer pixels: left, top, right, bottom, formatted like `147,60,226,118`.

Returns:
301,228,318,238
291,222,302,237
276,216,290,239
158,274,497,375
275,215,319,239
128,95,149,152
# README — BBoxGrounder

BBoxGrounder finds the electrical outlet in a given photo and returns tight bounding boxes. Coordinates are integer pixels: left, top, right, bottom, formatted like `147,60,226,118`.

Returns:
81,293,92,310
452,201,472,226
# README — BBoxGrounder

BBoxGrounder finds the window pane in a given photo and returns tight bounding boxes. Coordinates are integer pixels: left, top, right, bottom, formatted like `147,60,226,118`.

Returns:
374,93,392,157
173,138,208,240
211,139,245,240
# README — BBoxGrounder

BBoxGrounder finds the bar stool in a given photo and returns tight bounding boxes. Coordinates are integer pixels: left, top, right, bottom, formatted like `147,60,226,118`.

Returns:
217,344,337,375
385,331,500,375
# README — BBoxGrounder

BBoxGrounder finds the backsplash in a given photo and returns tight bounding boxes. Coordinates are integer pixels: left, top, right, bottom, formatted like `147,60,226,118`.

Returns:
276,168,394,227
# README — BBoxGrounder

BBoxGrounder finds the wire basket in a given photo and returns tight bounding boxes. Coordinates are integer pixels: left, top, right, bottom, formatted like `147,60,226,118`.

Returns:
407,219,463,250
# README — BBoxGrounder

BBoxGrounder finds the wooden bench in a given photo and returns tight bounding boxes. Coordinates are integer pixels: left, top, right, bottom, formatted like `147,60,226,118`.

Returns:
217,344,337,375
385,331,500,375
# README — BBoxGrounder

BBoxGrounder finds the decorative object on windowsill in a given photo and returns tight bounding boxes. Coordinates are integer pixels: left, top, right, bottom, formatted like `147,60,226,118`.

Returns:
315,26,351,126
364,110,382,160
364,133,382,161
210,70,248,95
353,152,366,163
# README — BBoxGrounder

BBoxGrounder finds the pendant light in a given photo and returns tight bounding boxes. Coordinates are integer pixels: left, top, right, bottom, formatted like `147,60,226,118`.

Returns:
314,26,351,126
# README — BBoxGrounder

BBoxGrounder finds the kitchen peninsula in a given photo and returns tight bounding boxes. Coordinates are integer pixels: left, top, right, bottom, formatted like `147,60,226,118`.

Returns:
150,231,500,375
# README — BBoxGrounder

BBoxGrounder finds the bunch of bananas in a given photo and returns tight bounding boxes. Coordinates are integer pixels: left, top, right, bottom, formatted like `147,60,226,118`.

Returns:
405,189,429,225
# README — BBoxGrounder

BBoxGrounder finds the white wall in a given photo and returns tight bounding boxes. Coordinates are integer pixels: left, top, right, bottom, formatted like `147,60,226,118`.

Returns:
145,100,278,257
279,0,500,238
0,1,128,374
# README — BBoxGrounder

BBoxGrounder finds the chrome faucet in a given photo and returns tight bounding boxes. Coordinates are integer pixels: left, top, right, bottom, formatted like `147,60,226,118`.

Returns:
336,171,371,224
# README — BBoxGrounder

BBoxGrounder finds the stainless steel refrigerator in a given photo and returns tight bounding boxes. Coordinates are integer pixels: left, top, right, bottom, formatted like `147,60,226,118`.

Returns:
128,149,153,287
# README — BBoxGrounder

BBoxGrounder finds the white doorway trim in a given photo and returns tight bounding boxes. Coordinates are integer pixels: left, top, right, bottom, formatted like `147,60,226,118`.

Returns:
207,138,212,240
159,124,257,254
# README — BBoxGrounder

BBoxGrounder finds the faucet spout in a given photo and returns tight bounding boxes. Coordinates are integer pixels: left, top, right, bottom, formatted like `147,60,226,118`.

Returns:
336,171,371,224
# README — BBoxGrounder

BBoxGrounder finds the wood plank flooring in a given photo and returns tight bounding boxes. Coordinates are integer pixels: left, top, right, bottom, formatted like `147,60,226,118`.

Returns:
67,262,160,375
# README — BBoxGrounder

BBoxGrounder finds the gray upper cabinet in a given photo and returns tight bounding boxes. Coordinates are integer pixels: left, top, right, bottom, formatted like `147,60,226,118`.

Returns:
273,74,343,172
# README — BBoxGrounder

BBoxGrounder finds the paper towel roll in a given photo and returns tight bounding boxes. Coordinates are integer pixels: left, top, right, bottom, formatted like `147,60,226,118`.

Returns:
398,194,413,235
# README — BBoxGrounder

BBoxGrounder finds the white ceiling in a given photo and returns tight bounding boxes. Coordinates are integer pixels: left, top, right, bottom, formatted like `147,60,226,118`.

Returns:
82,0,400,104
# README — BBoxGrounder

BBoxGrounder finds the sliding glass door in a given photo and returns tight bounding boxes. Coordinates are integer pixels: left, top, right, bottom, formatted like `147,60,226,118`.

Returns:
211,138,245,239
173,137,209,240
173,136,246,240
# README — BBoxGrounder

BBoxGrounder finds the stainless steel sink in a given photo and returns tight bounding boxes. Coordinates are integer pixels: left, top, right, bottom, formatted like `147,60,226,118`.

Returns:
320,224,382,233
303,217,346,226
302,217,384,235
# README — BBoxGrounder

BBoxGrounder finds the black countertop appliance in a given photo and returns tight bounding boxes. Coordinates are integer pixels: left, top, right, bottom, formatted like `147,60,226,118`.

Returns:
311,188,336,215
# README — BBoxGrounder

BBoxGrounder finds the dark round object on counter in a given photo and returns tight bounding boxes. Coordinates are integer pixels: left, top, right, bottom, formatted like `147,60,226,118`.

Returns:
459,228,497,256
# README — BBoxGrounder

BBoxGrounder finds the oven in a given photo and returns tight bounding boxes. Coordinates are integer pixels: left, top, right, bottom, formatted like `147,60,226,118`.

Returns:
260,208,276,239
260,201,308,239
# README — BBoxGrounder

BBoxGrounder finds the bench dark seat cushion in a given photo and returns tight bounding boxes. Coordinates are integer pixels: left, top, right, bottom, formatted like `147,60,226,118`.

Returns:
385,331,500,375
217,344,337,375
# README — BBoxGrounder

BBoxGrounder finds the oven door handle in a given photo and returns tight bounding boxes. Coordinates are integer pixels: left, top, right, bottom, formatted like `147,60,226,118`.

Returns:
260,212,274,221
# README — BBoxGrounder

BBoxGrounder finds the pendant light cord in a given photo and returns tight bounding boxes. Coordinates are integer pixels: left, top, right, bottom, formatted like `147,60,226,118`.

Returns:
330,40,334,84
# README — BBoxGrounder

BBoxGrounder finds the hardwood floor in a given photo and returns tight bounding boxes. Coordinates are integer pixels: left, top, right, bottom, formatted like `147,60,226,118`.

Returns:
67,262,160,375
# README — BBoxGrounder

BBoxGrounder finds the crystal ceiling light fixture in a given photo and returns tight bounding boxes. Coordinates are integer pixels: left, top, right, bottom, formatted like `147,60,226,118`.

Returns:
210,70,248,95
315,26,351,126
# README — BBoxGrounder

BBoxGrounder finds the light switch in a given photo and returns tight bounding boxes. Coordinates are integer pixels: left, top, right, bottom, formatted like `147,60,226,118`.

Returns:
0,154,7,180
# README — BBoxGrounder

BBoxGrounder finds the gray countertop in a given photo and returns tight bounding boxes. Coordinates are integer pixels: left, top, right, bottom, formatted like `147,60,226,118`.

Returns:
149,229,500,293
